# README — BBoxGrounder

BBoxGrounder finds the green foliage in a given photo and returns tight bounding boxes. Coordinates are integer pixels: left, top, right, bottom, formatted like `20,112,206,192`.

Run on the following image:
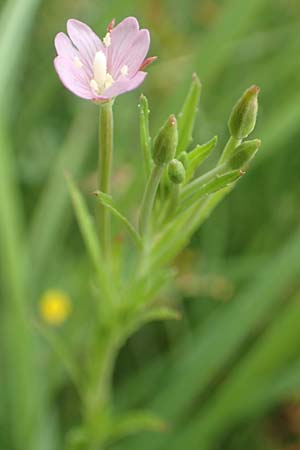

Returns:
1,1,300,450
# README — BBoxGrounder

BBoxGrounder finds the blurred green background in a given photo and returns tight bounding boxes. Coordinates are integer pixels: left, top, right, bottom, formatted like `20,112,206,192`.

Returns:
1,0,300,449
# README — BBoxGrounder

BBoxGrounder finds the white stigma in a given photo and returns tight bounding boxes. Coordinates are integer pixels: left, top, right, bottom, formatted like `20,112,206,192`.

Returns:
103,32,111,47
93,51,107,87
121,65,128,76
90,51,114,95
74,56,83,69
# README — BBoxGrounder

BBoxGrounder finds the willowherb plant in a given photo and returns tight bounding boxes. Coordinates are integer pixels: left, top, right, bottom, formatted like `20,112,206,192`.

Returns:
53,16,261,450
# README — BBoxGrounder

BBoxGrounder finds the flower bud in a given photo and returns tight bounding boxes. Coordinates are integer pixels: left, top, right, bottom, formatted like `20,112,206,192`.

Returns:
228,139,261,170
178,151,189,169
168,159,186,184
152,115,178,165
228,85,260,140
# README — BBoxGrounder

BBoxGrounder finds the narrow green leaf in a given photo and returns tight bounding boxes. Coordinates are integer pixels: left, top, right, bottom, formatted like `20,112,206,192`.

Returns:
94,191,143,250
179,170,242,212
122,306,181,344
109,410,167,442
177,73,202,154
66,175,115,310
140,306,181,323
139,94,152,176
185,136,218,182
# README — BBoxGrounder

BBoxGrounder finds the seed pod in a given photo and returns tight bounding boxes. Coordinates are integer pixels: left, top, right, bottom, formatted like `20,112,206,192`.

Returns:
168,159,186,184
152,115,178,165
228,85,260,140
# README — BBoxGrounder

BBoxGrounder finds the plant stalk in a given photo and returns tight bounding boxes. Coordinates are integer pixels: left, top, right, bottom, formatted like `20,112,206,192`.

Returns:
218,135,240,165
98,101,114,260
139,164,164,237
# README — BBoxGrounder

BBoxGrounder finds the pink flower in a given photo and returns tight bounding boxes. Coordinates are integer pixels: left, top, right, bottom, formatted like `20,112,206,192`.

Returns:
54,17,155,102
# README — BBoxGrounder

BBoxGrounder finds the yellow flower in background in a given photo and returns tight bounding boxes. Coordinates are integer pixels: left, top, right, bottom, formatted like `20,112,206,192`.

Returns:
39,289,72,325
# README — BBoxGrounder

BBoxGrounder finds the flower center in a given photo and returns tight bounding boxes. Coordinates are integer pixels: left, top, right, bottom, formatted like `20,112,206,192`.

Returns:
90,51,114,95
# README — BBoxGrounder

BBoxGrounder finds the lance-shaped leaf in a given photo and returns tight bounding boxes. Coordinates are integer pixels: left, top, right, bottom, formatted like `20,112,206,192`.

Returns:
107,410,167,444
139,94,152,176
66,175,115,310
122,306,181,343
185,136,218,182
179,170,242,213
139,306,181,323
94,191,143,250
177,73,202,154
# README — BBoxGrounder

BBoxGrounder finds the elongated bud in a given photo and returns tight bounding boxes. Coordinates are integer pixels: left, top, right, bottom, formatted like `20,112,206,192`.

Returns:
152,115,178,165
168,159,186,184
228,85,260,139
228,139,261,170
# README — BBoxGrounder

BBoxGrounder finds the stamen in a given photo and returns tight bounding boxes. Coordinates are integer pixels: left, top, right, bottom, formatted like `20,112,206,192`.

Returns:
103,32,111,47
121,65,129,76
104,73,114,89
90,79,100,94
74,56,83,69
90,51,115,95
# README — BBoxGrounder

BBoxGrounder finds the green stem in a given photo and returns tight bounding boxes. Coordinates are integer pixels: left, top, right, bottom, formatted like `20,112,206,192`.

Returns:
84,329,119,448
139,94,152,177
161,184,181,224
98,101,113,260
139,164,164,236
218,135,240,165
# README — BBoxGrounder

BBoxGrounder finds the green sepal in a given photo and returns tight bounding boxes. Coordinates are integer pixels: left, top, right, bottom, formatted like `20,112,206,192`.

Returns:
185,136,218,182
177,73,202,154
94,191,143,250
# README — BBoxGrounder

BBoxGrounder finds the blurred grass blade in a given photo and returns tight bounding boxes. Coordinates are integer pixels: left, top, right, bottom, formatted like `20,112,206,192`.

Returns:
29,104,96,277
66,175,115,310
0,0,47,449
0,0,42,112
94,191,143,250
35,322,82,395
185,136,218,182
170,296,300,450
177,74,201,154
139,94,152,176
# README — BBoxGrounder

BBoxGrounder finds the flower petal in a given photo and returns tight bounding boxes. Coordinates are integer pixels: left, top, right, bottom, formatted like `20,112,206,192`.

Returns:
101,71,147,99
55,32,78,59
67,19,104,69
118,29,150,77
107,17,140,78
54,56,93,100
